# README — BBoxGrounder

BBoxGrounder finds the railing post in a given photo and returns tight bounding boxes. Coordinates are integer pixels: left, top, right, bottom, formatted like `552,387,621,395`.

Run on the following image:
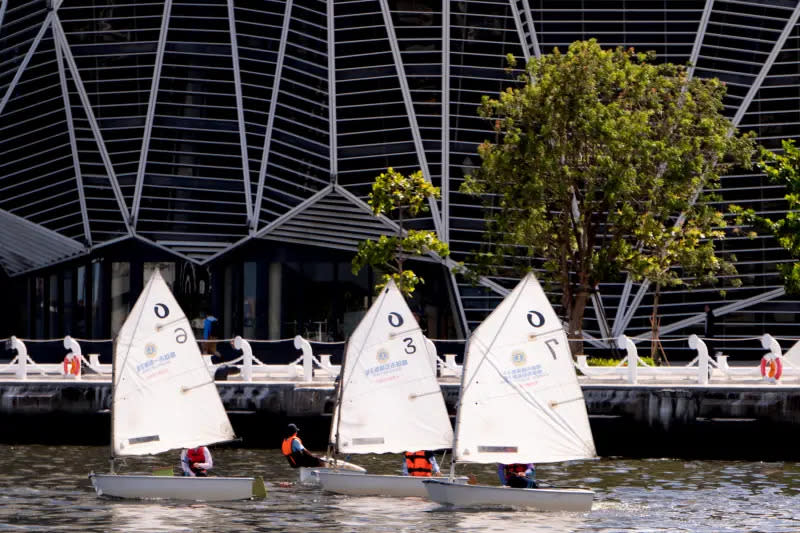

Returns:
233,336,253,382
294,335,313,382
11,336,27,379
63,335,82,379
617,335,638,384
761,333,782,359
688,334,709,385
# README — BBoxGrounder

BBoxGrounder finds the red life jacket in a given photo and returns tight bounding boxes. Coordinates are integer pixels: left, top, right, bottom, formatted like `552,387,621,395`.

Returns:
404,451,433,477
282,435,303,467
186,447,207,475
504,463,529,477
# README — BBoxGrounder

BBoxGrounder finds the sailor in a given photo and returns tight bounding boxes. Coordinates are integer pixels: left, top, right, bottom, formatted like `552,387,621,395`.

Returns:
402,450,440,477
181,446,213,477
498,463,537,488
282,423,325,468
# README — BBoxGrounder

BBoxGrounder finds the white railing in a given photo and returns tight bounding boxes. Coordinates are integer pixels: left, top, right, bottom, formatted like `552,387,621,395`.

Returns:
3,333,800,385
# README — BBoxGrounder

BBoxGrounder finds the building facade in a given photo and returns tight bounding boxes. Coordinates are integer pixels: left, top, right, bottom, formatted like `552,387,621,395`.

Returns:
1,0,798,358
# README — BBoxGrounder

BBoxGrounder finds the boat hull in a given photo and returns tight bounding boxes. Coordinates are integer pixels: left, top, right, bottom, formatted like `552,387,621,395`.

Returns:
89,473,257,501
422,479,594,512
299,458,366,484
317,471,468,498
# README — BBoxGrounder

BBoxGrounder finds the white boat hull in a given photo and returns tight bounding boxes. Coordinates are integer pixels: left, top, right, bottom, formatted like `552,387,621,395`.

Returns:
89,473,258,501
298,457,366,484
422,479,594,512
317,471,468,498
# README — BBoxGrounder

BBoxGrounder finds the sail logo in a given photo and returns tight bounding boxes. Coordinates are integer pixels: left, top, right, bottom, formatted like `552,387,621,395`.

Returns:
504,349,544,382
365,350,408,379
136,350,177,375
144,343,157,358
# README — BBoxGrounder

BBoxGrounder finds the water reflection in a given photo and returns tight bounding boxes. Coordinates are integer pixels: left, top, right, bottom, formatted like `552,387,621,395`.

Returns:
1,445,800,533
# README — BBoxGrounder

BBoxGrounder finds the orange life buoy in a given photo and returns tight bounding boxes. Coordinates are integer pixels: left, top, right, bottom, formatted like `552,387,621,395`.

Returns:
760,355,782,381
63,354,81,376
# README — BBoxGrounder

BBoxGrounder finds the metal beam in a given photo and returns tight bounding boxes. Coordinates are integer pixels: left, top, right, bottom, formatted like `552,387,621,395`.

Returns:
732,3,800,128
590,290,611,346
377,0,445,241
228,0,253,225
327,0,338,180
54,34,91,246
633,287,786,342
449,270,469,337
0,12,54,117
132,0,172,229
581,331,607,350
0,0,8,33
613,276,634,335
687,0,714,80
508,0,531,63
52,17,132,235
613,280,650,337
251,0,294,233
134,234,201,264
441,0,450,243
255,184,333,239
519,0,540,58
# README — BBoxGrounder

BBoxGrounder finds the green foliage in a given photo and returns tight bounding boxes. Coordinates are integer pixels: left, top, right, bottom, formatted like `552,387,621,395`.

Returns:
585,356,657,367
462,39,755,337
352,168,450,296
731,140,800,294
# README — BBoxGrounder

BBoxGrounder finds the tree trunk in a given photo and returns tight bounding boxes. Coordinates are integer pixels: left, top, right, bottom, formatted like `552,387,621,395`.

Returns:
567,290,588,358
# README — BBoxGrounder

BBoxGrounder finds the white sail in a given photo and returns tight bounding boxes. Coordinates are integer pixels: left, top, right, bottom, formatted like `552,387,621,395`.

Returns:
112,269,235,456
453,273,596,465
332,279,453,454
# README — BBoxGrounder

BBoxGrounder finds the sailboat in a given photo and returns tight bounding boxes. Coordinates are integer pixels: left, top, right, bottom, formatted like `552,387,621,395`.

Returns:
315,279,467,497
89,269,266,501
423,273,596,512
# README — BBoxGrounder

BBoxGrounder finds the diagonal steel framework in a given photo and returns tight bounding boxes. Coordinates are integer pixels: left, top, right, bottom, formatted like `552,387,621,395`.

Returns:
441,0,450,242
0,0,7,33
131,0,172,228
327,0,337,180
378,0,444,241
52,16,132,235
613,2,800,339
228,0,254,225
0,12,54,117
251,0,294,233
54,33,91,246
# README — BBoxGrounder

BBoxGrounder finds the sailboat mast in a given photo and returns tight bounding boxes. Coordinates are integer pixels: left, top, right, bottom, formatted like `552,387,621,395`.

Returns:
447,337,470,481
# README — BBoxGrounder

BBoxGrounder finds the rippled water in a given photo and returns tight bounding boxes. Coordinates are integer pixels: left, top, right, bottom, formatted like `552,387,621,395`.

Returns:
2,445,799,532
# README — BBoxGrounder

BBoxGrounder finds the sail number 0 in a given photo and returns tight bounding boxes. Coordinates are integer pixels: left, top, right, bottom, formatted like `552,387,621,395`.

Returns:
527,310,559,360
154,303,188,344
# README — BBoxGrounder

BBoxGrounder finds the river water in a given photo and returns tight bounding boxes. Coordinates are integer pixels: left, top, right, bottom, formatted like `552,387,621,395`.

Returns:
2,444,799,532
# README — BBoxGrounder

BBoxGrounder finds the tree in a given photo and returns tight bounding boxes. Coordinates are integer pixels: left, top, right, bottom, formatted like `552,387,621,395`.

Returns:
461,39,755,354
731,140,800,294
352,168,450,296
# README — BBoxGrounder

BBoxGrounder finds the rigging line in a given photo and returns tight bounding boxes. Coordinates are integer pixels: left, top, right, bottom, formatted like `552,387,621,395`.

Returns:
155,315,189,331
114,277,157,393
340,287,393,394
459,280,528,397
182,380,215,393
389,326,422,338
481,343,595,456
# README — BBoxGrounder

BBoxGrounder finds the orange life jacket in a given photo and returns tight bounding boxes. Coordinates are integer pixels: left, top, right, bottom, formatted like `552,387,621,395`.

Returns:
282,435,302,466
404,451,433,477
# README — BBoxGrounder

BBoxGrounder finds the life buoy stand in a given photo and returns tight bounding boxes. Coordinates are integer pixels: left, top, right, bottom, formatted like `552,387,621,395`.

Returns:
63,354,81,376
760,355,782,382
